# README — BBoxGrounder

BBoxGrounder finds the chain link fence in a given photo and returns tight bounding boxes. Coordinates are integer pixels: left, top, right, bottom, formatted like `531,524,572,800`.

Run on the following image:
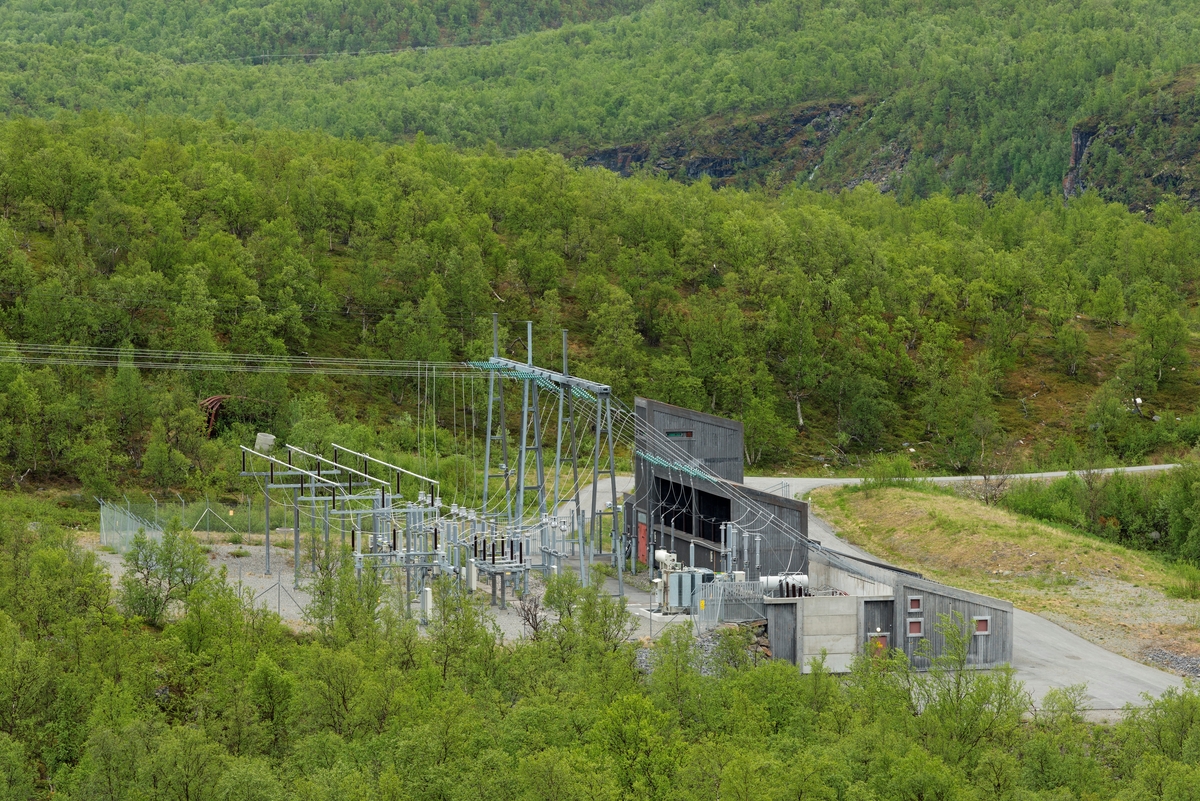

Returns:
98,501,161,553
692,580,766,633
98,495,255,553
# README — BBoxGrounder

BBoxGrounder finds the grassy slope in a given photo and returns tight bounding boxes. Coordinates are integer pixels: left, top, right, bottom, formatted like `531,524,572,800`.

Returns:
810,485,1200,661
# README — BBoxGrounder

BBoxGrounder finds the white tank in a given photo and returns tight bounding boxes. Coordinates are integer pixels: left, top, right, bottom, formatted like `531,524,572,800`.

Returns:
654,549,678,569
761,574,809,593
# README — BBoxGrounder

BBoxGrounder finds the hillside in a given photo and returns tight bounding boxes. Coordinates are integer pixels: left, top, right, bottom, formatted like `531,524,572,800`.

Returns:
3,113,1200,493
1067,66,1200,211
0,0,648,58
4,0,1200,199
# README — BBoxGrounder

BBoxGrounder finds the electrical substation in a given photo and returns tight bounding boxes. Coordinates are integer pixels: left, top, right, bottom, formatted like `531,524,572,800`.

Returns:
88,315,1012,671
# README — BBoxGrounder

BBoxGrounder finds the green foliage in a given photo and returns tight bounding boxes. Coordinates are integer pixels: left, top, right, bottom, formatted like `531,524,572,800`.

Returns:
2,0,1200,202
0,0,645,60
861,454,919,492
0,111,1199,492
1165,562,1200,600
999,465,1200,562
117,522,212,626
0,493,1199,798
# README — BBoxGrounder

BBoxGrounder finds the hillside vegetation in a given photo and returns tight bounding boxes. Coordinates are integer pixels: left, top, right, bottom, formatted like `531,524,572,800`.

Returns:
0,0,649,57
7,112,1200,489
4,0,1200,197
2,492,1200,799
6,114,1200,492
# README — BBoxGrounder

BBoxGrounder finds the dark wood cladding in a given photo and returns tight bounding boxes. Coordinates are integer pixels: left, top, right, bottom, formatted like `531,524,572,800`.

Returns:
632,397,808,576
767,603,798,663
636,398,745,483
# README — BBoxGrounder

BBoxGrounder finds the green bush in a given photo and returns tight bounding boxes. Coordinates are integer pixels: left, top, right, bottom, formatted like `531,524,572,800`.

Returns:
1166,562,1200,600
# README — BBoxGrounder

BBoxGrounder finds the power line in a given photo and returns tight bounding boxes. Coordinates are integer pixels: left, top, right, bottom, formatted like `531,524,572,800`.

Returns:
0,343,476,377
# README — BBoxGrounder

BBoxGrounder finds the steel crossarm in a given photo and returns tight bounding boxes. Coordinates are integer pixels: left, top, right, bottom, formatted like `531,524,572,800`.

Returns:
331,443,440,494
486,357,611,395
239,446,343,494
285,444,388,487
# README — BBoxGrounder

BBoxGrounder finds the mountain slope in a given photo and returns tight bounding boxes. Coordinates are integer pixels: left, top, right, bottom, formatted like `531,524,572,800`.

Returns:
3,113,1200,494
4,0,1200,198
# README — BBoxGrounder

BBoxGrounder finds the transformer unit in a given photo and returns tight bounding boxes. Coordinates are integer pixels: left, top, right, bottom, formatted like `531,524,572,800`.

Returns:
666,567,714,612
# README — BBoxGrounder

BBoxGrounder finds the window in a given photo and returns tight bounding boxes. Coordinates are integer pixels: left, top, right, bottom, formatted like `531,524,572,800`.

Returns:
907,619,924,638
907,596,923,613
973,616,991,636
666,430,693,438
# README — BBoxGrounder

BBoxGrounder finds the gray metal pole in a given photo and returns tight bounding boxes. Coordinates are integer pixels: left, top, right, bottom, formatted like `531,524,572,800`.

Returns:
552,331,568,519
720,522,728,573
515,321,533,526
577,507,587,585
293,487,300,589
264,488,271,576
482,313,498,517
604,398,624,597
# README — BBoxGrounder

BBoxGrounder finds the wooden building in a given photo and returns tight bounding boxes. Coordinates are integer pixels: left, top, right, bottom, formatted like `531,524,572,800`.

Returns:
629,397,1015,672
626,397,809,578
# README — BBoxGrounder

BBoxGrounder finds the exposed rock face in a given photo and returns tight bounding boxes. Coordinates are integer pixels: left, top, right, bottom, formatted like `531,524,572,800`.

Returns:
1062,122,1098,200
1060,67,1200,211
582,101,864,186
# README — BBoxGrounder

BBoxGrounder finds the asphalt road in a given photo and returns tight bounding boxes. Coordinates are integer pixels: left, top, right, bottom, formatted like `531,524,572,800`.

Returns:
799,495,1184,714
576,464,1188,711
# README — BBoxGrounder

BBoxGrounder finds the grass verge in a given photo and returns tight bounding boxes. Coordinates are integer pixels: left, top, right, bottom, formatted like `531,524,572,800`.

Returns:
810,485,1200,659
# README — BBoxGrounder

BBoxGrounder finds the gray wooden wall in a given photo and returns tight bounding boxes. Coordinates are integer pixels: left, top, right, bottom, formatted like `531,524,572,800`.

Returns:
631,397,808,576
891,577,1014,668
731,486,809,576
634,398,744,483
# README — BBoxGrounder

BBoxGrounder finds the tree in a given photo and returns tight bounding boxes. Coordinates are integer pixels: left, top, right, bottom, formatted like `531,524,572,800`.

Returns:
118,524,212,627
1092,274,1125,332
142,418,190,489
1134,296,1189,383
0,732,35,801
150,727,226,801
427,575,497,683
249,653,294,755
216,757,283,801
1054,321,1088,378
593,694,678,801
913,613,1029,769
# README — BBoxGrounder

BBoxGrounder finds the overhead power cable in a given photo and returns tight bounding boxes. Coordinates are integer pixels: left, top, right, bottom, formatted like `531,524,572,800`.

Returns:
1,343,475,377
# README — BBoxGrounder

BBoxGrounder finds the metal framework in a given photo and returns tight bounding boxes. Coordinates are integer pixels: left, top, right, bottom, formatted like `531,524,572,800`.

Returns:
225,313,630,606
477,315,624,594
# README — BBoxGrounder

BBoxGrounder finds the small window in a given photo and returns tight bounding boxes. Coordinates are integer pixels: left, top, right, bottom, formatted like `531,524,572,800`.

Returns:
666,430,693,438
973,616,991,636
907,596,923,613
907,619,924,638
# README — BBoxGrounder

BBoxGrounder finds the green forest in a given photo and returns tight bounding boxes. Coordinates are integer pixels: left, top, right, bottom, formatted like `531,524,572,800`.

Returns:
4,113,1200,495
8,0,1200,795
0,493,1195,801
2,0,1200,199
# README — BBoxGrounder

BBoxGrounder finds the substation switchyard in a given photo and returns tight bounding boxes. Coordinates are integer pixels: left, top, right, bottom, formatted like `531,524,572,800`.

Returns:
236,314,627,610
162,310,1008,672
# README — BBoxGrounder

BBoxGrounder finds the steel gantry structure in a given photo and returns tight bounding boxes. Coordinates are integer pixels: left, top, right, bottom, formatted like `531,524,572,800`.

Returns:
475,314,625,596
